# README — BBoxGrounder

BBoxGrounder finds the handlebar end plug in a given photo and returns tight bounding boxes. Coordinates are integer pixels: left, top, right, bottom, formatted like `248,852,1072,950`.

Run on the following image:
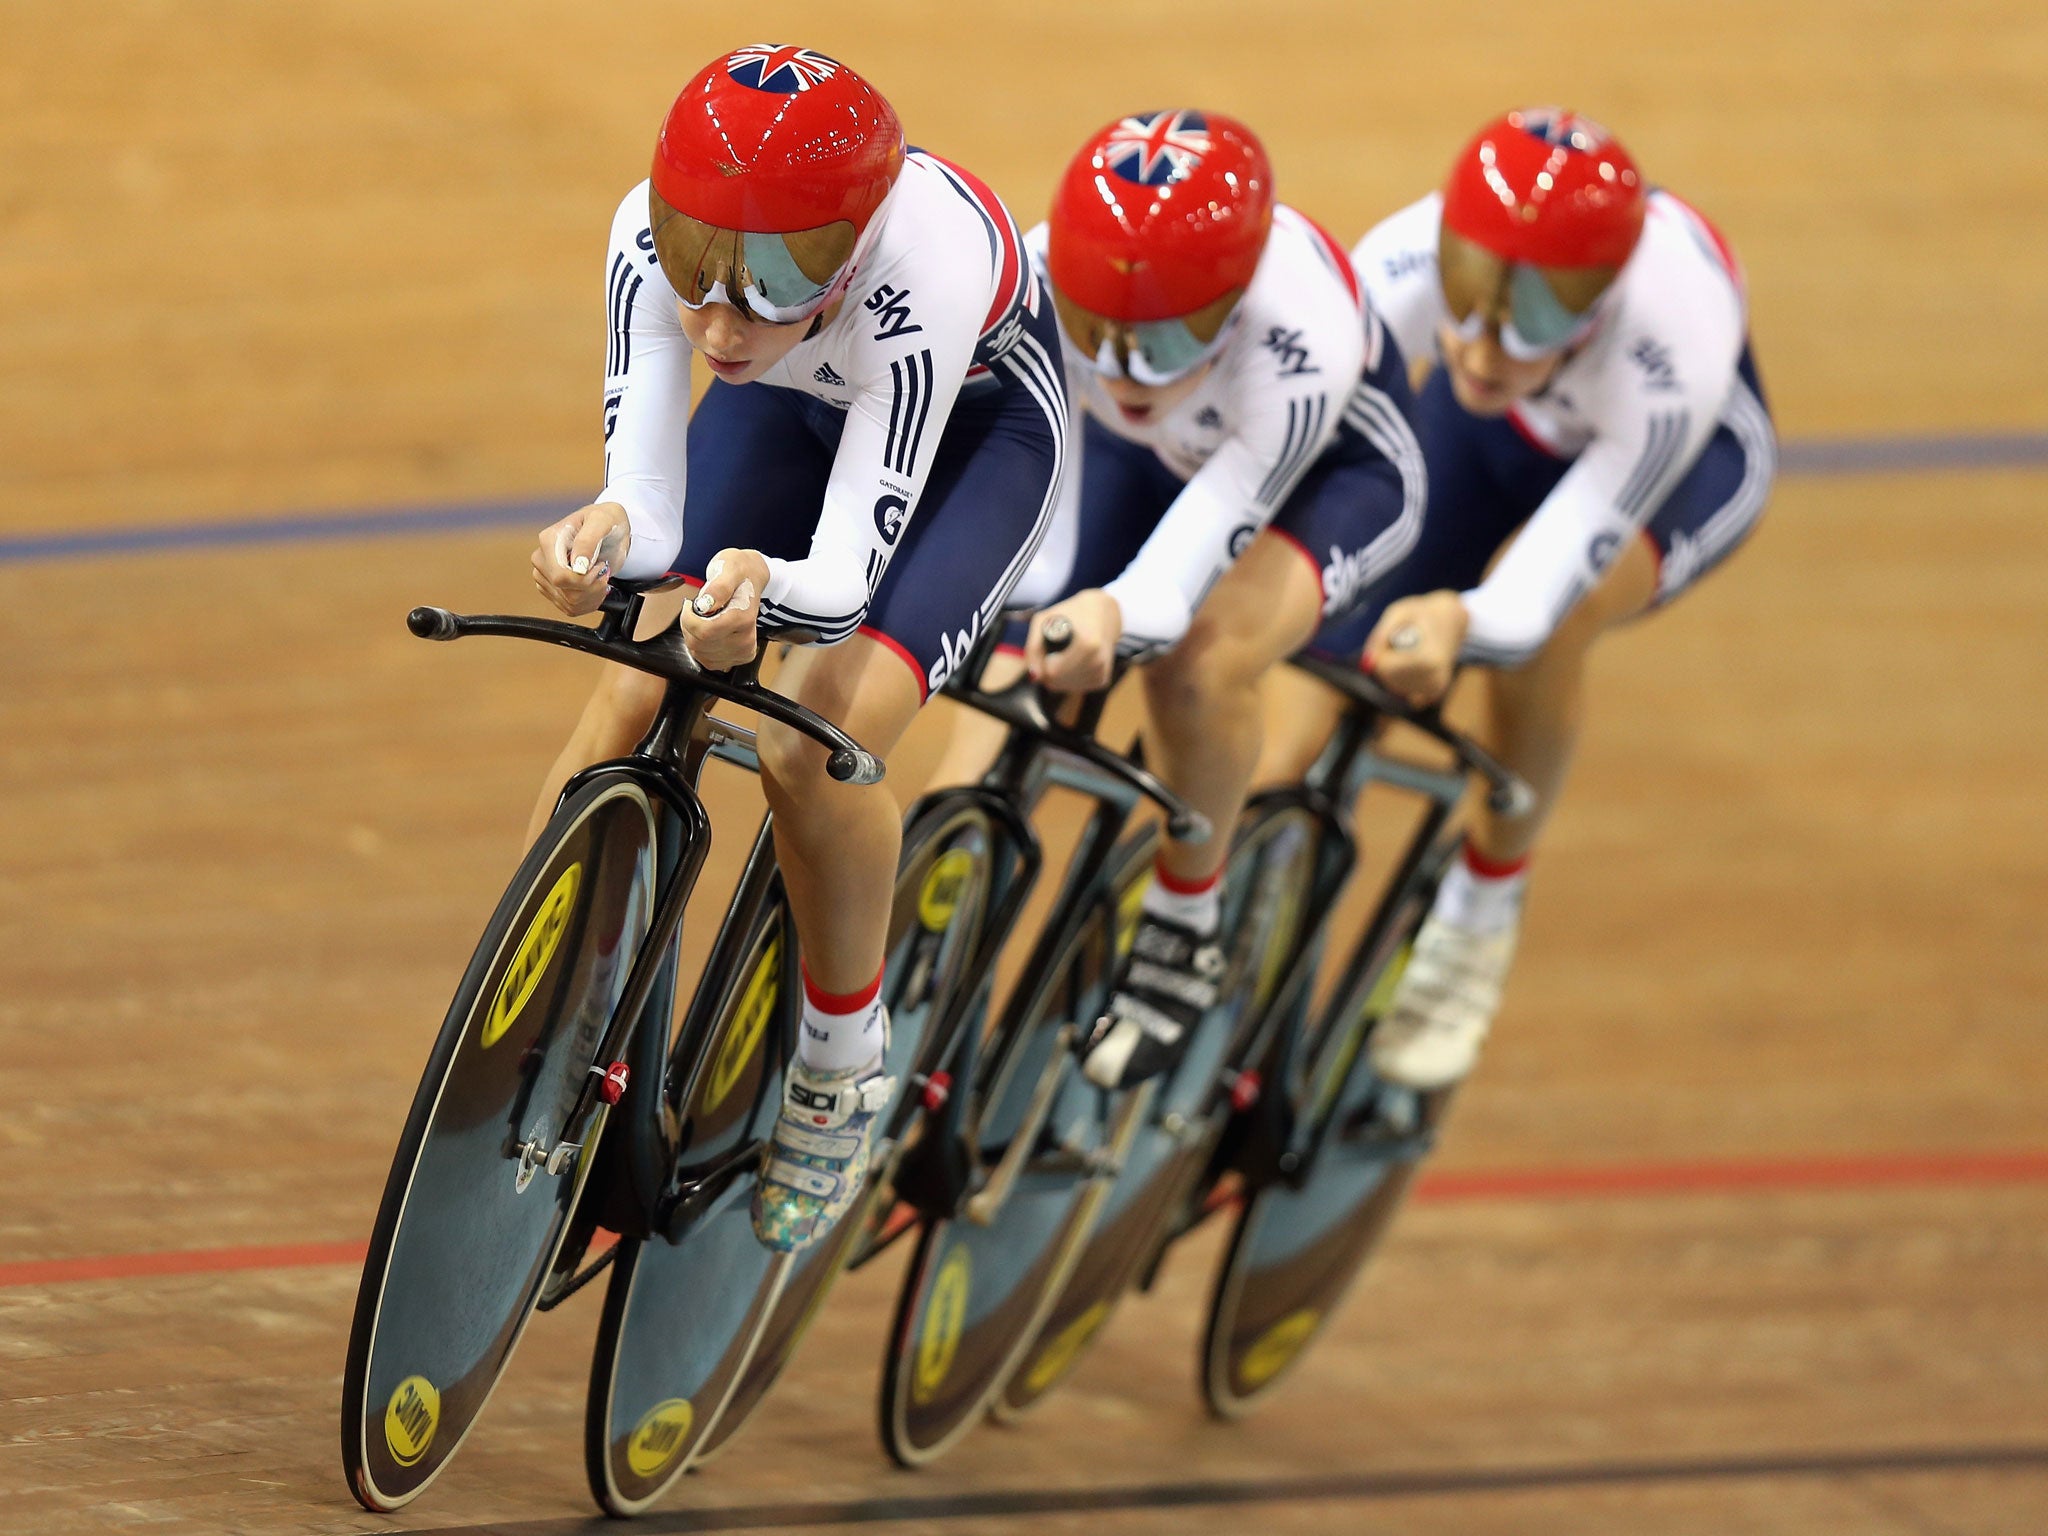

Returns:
1167,810,1214,846
1489,779,1538,818
827,748,887,787
407,606,460,641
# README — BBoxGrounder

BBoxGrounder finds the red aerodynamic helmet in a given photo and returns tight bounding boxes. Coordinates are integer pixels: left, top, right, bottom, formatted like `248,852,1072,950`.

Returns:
1048,110,1274,381
1438,108,1646,357
1050,109,1274,320
1441,107,1645,271
649,45,905,322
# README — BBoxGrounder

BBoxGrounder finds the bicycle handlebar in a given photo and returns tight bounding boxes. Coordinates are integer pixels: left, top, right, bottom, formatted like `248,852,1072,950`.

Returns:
404,593,886,786
1286,651,1535,817
950,615,1212,844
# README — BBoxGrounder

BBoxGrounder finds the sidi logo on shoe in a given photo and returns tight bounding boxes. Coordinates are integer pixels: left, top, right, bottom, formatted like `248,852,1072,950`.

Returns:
383,1375,440,1467
917,848,976,932
624,1397,694,1478
912,1246,971,1404
481,863,582,1049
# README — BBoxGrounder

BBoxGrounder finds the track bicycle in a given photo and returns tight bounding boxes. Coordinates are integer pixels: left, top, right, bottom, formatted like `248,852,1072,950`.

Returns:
341,578,913,1513
983,653,1531,1422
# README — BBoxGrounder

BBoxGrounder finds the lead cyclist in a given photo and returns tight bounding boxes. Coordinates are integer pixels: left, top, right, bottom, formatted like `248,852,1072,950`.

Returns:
524,45,1068,1253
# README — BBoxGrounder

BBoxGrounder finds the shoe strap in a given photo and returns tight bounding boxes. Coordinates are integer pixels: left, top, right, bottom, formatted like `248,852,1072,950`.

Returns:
762,1156,842,1201
774,1119,864,1162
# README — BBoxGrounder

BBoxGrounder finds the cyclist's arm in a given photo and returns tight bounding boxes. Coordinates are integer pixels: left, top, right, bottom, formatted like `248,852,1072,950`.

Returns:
754,285,984,644
592,184,693,581
1104,369,1357,655
1458,336,1736,666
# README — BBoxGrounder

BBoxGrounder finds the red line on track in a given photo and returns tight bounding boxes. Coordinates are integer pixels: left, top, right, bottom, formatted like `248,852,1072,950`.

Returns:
0,1240,368,1289
4,1150,2045,1291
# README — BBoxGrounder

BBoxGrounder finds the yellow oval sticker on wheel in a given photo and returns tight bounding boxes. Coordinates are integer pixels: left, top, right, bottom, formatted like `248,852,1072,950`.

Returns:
625,1397,694,1478
918,848,976,932
383,1375,440,1467
912,1247,971,1403
702,937,779,1114
481,863,582,1048
1238,1308,1321,1391
1022,1299,1110,1394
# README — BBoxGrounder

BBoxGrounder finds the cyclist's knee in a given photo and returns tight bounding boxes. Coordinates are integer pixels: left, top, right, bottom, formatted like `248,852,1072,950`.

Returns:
1145,622,1260,722
593,662,666,739
755,716,828,797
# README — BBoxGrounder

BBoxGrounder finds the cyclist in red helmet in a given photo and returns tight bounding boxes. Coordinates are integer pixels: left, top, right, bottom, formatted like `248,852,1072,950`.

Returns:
1286,108,1775,1089
528,45,1068,1251
937,111,1426,1088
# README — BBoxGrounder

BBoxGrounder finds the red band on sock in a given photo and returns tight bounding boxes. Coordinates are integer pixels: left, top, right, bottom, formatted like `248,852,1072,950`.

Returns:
801,961,883,1015
1462,844,1530,881
1153,859,1223,897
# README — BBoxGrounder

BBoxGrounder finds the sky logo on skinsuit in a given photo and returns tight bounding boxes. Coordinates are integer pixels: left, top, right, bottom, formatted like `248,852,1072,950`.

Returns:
725,44,840,92
1102,111,1212,187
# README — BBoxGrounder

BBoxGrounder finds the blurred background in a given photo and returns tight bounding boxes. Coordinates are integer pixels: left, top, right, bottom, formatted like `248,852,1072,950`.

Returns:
3,3,2044,1533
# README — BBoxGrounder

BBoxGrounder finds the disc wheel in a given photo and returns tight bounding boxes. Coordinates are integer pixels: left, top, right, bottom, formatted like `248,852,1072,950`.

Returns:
877,839,1148,1469
583,890,794,1515
997,804,1322,1419
1200,839,1457,1418
585,801,1002,1510
342,776,659,1512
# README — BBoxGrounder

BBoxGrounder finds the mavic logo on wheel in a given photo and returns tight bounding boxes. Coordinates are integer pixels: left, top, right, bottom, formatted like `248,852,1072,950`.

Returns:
913,1246,972,1404
1237,1308,1321,1390
702,938,779,1114
917,848,976,932
625,1398,695,1478
481,863,582,1049
383,1375,440,1467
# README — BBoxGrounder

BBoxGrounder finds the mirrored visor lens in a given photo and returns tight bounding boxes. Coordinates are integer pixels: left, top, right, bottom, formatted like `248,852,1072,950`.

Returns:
652,205,857,324
1054,287,1242,385
1438,228,1617,358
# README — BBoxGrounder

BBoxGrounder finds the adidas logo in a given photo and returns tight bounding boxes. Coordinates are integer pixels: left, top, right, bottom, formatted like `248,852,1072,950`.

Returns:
814,363,848,387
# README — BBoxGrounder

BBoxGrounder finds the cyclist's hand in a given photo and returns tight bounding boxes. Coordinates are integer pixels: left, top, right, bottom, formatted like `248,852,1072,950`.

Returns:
534,503,629,617
1364,590,1467,707
1029,590,1120,692
680,547,770,670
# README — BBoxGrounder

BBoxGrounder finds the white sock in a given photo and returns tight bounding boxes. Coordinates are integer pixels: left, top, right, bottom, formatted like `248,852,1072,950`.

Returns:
1433,848,1529,935
797,965,885,1074
1142,861,1222,937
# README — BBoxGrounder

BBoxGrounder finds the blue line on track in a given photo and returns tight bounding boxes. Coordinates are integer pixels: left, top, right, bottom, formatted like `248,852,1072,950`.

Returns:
1,431,2043,568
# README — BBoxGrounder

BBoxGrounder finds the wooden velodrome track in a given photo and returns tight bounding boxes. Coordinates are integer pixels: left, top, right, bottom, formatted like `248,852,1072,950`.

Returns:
4,3,2045,1532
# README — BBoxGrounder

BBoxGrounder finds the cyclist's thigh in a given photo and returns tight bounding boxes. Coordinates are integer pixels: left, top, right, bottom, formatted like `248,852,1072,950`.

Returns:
671,380,842,580
1302,367,1566,660
1637,345,1776,611
863,330,1069,700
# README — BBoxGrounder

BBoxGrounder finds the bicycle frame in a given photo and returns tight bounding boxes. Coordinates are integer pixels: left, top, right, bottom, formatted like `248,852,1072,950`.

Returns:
882,632,1205,1227
404,583,883,1247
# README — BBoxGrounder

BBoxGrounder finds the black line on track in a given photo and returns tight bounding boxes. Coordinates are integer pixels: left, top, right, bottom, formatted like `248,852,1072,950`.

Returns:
395,1442,2048,1534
